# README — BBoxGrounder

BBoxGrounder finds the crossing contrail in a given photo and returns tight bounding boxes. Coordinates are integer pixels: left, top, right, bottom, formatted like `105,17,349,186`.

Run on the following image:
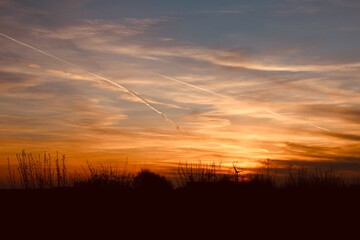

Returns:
0,32,180,130
308,124,330,132
266,110,330,132
151,72,226,99
152,71,330,132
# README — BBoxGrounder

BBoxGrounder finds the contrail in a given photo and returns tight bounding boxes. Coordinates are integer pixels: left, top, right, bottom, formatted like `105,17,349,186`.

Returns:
266,110,330,132
0,32,179,130
308,124,330,132
153,71,330,132
151,72,225,99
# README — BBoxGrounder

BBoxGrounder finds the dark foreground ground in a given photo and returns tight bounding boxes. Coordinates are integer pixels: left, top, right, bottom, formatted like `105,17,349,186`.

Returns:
1,186,359,238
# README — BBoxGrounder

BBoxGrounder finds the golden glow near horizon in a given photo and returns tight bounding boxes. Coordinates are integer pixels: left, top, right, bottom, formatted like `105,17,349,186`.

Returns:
0,0,360,176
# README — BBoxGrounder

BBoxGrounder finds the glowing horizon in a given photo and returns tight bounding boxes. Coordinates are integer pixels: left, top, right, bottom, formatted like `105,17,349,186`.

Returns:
0,0,359,176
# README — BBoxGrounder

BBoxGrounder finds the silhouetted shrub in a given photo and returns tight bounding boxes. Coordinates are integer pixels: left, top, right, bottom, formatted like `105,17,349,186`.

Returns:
177,162,225,187
245,172,276,190
133,169,173,192
73,162,133,189
285,166,344,190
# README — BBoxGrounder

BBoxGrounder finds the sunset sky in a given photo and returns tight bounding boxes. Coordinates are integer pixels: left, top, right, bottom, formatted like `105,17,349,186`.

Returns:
1,0,359,175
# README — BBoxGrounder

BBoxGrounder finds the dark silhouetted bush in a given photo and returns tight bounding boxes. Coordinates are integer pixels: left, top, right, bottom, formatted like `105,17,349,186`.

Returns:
133,169,173,192
72,162,133,189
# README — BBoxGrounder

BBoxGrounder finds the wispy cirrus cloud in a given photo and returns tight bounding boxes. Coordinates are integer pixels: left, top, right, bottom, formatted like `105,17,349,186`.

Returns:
51,33,360,73
34,18,167,40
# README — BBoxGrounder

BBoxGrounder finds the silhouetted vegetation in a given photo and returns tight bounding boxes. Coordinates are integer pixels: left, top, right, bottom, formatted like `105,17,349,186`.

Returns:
133,169,173,192
284,165,345,190
73,161,133,190
177,162,228,186
4,151,360,194
2,151,360,234
9,150,67,189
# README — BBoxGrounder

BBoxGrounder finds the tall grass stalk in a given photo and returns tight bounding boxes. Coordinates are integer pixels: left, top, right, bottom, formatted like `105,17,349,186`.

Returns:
177,162,226,186
285,165,344,189
15,150,68,189
73,161,133,188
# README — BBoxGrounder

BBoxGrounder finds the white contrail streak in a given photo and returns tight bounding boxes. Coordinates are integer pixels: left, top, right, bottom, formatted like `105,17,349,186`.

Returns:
151,72,226,99
266,110,330,132
153,71,330,132
0,32,179,130
308,124,330,132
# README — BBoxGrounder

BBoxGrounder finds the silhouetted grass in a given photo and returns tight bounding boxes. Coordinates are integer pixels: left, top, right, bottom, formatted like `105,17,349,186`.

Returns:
285,165,345,190
177,162,228,186
8,150,68,189
72,161,133,189
4,151,360,193
2,151,360,235
244,172,276,190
